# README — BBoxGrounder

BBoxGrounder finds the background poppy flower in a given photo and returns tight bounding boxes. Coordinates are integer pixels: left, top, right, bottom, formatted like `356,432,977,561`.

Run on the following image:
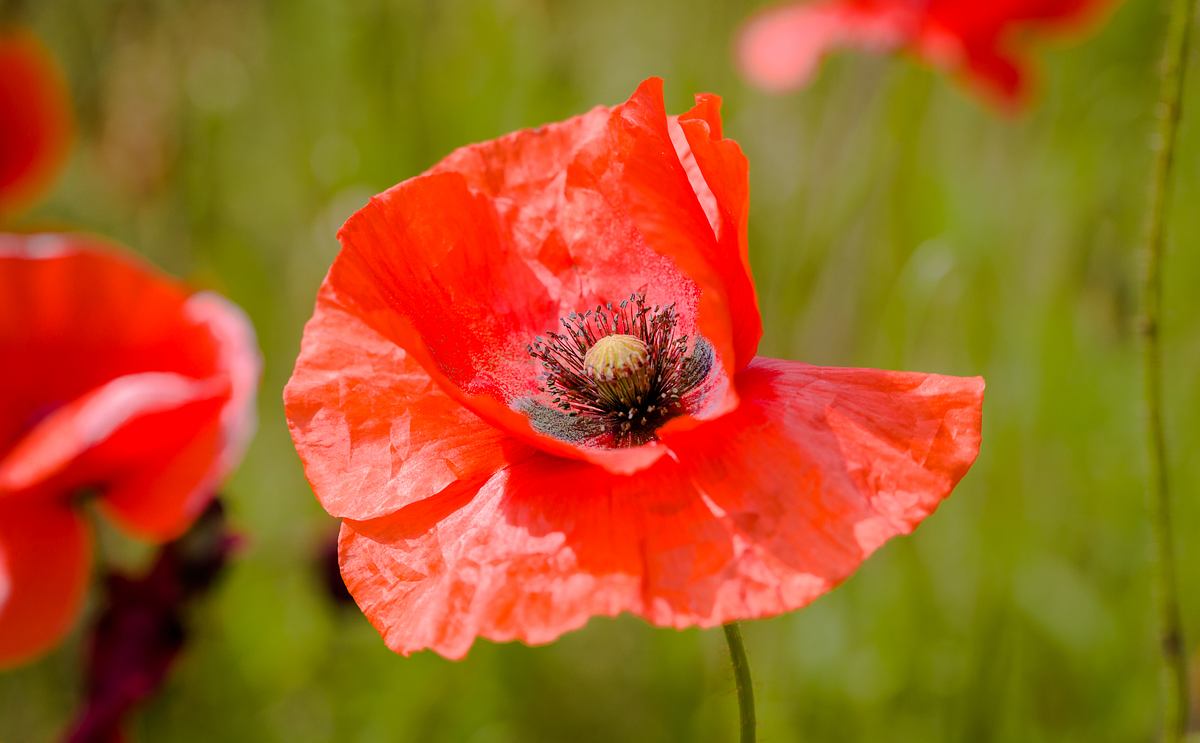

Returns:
0,29,72,216
285,78,985,659
736,0,1116,109
0,233,259,668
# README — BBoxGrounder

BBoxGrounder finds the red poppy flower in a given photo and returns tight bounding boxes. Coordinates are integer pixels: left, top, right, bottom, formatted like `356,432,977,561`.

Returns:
736,0,1115,109
0,29,73,215
284,78,984,659
0,233,259,668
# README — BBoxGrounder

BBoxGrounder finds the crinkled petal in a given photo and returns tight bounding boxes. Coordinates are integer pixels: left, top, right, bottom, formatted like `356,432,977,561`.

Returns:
284,282,516,521
653,358,985,624
595,78,753,387
334,173,649,473
338,357,983,657
338,463,711,659
672,94,761,373
0,502,90,668
0,30,72,215
430,88,715,358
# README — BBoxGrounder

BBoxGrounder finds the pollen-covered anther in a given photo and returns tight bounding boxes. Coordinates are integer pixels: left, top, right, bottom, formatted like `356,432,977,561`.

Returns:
583,334,648,381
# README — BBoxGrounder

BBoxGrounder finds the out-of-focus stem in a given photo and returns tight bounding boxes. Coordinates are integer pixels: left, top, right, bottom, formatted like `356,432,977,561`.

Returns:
1141,0,1196,740
722,623,756,743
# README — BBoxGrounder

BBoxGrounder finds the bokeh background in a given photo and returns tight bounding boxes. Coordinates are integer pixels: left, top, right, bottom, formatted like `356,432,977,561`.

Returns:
3,1,1200,741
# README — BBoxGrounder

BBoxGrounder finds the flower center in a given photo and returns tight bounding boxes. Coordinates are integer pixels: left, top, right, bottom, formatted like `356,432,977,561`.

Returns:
583,334,647,381
523,293,713,447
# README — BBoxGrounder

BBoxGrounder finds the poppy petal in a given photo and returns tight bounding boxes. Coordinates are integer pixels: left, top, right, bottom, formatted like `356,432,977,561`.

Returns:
737,1,908,91
654,358,985,624
284,283,516,521
87,381,230,540
330,174,665,475
182,291,261,500
0,372,226,495
0,502,90,668
917,0,1112,109
337,357,983,657
1,234,223,447
0,30,72,215
927,0,1107,38
337,468,656,659
599,78,750,388
0,370,237,541
673,94,761,372
90,298,255,540
0,234,260,539
333,170,556,407
957,45,1028,109
430,85,715,344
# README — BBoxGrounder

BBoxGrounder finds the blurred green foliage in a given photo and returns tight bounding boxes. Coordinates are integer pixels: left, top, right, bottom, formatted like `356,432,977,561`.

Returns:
3,0,1200,741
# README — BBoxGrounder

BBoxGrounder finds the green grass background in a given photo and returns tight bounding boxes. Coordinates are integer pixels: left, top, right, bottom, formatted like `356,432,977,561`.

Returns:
3,0,1200,741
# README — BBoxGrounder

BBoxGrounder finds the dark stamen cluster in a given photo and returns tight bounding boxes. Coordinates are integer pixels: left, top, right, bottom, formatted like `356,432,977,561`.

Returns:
525,293,710,446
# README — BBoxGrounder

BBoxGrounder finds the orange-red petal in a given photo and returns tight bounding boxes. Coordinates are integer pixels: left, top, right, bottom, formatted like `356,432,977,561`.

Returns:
337,357,983,658
589,79,759,393
0,501,90,668
673,94,761,373
284,282,516,521
654,359,984,624
0,29,72,215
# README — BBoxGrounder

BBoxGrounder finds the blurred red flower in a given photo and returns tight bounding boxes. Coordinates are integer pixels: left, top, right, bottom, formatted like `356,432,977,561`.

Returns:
737,0,1115,109
284,78,984,659
0,233,259,668
0,29,72,215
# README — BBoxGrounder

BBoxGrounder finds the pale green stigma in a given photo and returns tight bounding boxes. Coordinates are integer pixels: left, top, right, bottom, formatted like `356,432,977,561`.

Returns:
583,334,648,381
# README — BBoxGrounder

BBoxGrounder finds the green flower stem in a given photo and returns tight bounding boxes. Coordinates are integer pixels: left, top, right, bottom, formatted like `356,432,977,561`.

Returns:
1141,0,1197,739
722,623,756,743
